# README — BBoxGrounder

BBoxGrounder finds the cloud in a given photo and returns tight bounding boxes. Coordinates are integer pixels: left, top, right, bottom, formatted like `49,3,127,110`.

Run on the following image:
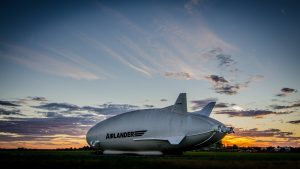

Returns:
0,108,23,116
216,109,293,118
214,84,241,95
38,111,64,118
205,74,263,95
205,75,241,95
84,3,238,81
215,103,231,108
270,102,300,109
276,93,286,97
160,99,168,102
28,97,47,102
190,98,217,111
205,47,239,72
205,75,234,93
184,0,201,14
99,103,139,110
34,100,140,116
281,87,298,93
276,87,298,97
0,116,97,137
0,100,19,106
0,43,101,80
144,104,154,108
42,45,114,79
288,120,300,124
216,54,234,67
190,99,234,110
34,103,80,111
233,128,299,142
205,75,228,83
82,104,139,115
250,74,264,81
164,72,192,80
0,97,143,147
0,132,60,142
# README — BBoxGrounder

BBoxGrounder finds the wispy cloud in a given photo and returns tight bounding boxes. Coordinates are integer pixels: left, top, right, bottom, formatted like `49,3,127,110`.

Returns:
34,103,80,111
216,109,293,118
215,102,233,108
0,117,94,137
205,74,264,95
288,120,300,125
0,43,101,80
190,99,235,111
79,36,153,77
281,87,298,93
234,128,294,138
92,103,139,115
184,0,201,14
0,108,23,116
0,96,143,148
276,87,298,97
190,98,217,111
88,2,240,82
214,84,241,95
205,75,242,95
38,111,64,118
205,75,228,83
216,53,235,67
160,99,168,102
28,97,48,102
40,45,114,79
144,104,155,108
34,101,139,116
0,100,19,107
164,72,192,80
76,3,262,96
270,102,300,110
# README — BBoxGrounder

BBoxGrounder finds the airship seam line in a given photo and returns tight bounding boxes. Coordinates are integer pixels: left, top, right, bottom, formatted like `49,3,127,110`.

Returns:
187,130,214,137
195,132,216,146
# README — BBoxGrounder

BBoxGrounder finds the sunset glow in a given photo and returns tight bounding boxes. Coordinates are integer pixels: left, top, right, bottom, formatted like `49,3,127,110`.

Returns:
0,0,299,149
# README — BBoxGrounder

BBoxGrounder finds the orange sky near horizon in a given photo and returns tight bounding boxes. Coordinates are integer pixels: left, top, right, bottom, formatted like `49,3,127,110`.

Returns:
222,135,300,147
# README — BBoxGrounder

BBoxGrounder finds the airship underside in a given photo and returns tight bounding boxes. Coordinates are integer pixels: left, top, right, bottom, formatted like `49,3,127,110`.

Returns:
86,93,233,155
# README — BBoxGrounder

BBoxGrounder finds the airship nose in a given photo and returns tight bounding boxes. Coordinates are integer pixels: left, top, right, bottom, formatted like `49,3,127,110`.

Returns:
207,117,234,134
205,119,234,145
212,124,234,134
86,127,95,147
86,126,102,148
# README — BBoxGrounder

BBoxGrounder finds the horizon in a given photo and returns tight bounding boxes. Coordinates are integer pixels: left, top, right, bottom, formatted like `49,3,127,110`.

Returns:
0,0,299,149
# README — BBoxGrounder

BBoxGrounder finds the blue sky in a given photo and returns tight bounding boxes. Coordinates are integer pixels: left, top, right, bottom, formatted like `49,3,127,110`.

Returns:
0,0,299,148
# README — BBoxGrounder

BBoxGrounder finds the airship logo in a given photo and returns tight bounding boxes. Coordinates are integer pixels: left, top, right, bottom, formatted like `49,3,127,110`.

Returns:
106,130,147,139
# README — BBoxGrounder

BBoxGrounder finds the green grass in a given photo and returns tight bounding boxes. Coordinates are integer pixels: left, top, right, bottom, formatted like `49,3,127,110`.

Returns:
0,150,299,169
184,151,300,160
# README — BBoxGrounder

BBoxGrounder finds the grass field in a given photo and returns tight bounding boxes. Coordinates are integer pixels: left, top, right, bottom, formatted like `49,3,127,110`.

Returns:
0,150,299,169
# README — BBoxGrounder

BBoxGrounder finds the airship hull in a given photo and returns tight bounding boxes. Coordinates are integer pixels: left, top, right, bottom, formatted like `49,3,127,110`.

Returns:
86,93,233,155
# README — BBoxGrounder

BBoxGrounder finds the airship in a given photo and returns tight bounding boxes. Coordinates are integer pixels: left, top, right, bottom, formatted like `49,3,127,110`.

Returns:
86,93,234,155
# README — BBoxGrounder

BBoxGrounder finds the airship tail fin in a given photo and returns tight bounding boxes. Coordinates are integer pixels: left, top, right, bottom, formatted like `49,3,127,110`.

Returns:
172,93,187,114
192,102,216,116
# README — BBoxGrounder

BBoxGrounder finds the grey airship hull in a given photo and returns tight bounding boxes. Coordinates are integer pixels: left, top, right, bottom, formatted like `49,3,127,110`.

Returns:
86,93,233,155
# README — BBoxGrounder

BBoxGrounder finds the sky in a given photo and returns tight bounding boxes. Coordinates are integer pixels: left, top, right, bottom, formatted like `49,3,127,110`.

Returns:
0,0,299,149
